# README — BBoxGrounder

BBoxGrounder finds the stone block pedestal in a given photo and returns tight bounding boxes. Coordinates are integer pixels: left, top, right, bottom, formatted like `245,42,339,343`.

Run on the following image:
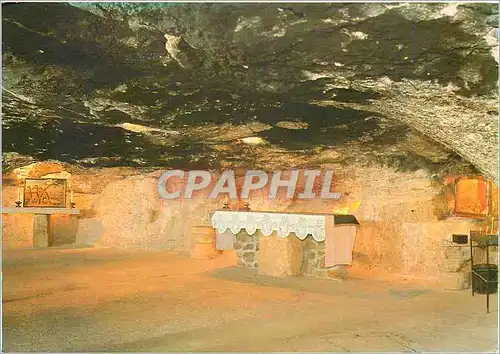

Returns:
439,243,472,291
33,214,50,248
258,233,303,277
190,226,221,259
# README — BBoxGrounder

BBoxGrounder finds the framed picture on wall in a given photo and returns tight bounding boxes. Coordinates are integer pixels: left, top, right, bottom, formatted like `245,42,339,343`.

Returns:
445,176,498,219
454,176,488,217
23,178,67,208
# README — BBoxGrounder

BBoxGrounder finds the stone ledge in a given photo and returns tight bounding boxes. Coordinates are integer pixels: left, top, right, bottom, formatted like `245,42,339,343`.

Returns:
2,207,80,215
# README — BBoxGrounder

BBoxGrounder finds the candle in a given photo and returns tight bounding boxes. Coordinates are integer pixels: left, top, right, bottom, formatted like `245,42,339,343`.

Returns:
17,186,21,201
70,191,74,203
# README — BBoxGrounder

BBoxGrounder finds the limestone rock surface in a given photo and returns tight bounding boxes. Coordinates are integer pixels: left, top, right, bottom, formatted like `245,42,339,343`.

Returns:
2,3,497,181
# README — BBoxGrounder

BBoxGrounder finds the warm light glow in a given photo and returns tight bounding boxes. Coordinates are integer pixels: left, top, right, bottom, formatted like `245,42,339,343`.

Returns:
332,200,361,215
334,207,349,215
349,200,361,213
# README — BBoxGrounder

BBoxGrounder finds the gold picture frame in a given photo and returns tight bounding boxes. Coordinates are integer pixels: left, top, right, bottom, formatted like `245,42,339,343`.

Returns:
23,178,67,208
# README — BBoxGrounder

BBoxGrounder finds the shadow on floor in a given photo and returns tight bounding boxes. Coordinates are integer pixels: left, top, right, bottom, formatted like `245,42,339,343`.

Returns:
207,267,433,301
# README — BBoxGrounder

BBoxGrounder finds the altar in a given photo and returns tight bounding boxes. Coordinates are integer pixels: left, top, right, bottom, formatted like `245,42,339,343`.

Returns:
2,207,80,248
211,211,359,279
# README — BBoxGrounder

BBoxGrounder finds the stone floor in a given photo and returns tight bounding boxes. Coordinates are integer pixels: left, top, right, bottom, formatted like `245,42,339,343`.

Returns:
2,247,498,352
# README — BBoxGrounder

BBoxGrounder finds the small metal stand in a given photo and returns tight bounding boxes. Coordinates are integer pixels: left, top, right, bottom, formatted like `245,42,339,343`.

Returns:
15,201,22,207
470,230,498,313
70,202,76,209
222,202,230,210
242,202,251,211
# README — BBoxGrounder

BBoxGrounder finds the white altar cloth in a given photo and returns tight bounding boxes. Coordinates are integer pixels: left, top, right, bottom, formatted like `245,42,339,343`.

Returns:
211,210,333,242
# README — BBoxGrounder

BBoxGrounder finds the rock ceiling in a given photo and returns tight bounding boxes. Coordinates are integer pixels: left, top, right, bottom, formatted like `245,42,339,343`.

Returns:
2,3,498,182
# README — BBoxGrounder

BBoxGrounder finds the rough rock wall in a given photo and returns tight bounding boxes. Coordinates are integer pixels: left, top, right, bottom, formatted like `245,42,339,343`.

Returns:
1,213,33,248
1,161,491,283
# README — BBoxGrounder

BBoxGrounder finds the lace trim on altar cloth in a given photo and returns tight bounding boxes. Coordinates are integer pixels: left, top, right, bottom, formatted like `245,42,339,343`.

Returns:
211,211,328,242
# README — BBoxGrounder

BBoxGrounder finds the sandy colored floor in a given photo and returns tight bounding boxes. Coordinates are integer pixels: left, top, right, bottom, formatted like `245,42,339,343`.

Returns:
2,247,498,352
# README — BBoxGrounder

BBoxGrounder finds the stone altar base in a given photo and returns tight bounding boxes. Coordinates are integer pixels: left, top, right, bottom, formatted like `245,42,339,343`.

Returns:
33,214,50,248
235,230,260,268
258,232,303,277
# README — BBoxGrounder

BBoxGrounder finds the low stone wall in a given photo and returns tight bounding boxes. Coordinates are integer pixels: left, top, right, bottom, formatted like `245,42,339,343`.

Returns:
440,242,473,290
234,230,260,269
439,239,498,291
